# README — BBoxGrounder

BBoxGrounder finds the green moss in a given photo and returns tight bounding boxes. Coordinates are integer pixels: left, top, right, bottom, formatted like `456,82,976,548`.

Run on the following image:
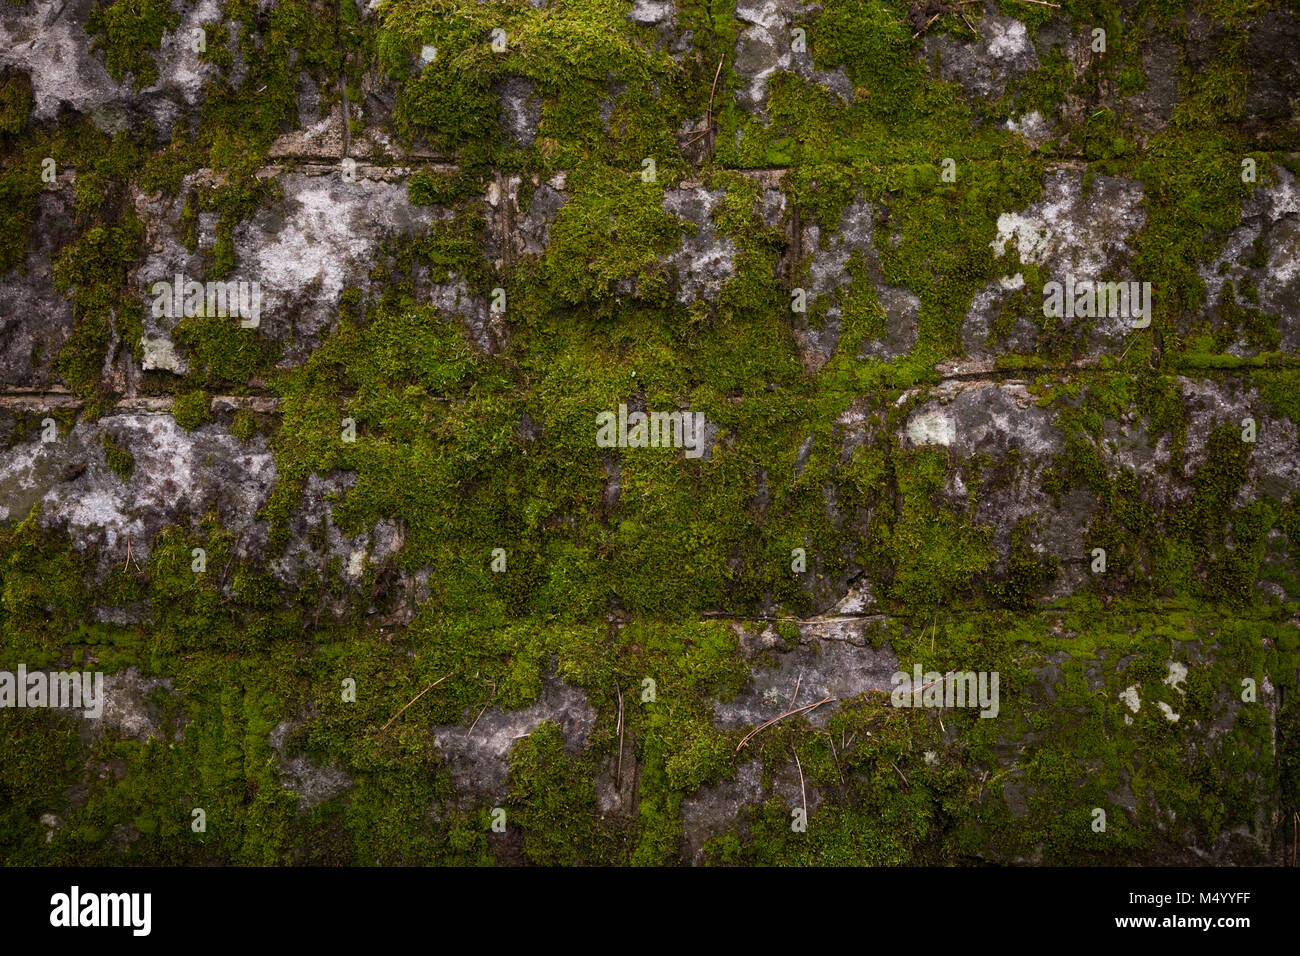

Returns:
874,449,995,611
0,711,84,863
987,518,1060,610
101,432,135,482
0,67,33,138
229,410,258,442
1255,369,1300,423
380,0,684,160
0,154,41,275
533,162,686,309
51,217,145,400
505,721,614,864
172,390,211,431
173,315,279,390
86,0,179,90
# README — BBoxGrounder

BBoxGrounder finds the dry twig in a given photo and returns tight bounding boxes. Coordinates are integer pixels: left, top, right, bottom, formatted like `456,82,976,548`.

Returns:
381,672,452,732
826,732,845,785
794,750,808,823
466,679,497,738
736,696,836,751
615,682,626,789
912,12,942,38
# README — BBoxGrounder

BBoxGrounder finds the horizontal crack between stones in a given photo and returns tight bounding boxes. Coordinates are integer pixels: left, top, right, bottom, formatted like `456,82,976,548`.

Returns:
2,355,1296,413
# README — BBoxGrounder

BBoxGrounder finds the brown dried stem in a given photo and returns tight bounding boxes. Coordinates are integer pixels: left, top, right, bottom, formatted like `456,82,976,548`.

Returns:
736,696,837,751
381,672,452,732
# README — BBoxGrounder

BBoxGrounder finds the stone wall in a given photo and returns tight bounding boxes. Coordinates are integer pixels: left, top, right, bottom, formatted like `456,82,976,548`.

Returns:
0,0,1297,865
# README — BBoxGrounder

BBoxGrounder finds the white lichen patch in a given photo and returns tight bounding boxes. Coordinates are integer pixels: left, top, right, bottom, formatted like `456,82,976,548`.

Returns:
987,18,1032,59
906,409,956,447
991,212,1052,264
0,0,129,125
1164,661,1188,694
140,334,187,374
1157,701,1180,722
662,186,737,305
989,171,1146,277
346,549,367,581
1004,110,1052,144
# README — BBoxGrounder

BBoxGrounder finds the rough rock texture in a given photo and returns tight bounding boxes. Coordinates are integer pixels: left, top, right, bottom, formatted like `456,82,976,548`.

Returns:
924,13,1041,100
0,411,275,571
662,184,737,304
732,0,853,113
135,169,446,365
967,169,1147,360
431,676,597,808
0,0,219,134
0,188,77,388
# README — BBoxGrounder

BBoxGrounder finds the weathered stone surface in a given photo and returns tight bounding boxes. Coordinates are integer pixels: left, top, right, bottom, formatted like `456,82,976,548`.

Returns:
797,198,919,370
957,170,1148,361
134,169,446,365
431,676,597,807
270,717,352,809
1198,165,1300,352
0,411,275,569
714,620,898,729
0,0,219,134
0,188,77,388
923,13,1040,101
662,184,737,304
